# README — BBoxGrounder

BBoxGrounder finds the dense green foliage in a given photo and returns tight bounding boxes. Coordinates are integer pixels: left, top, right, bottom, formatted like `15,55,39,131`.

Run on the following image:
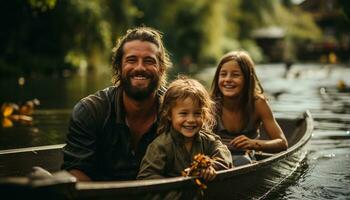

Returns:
0,0,322,77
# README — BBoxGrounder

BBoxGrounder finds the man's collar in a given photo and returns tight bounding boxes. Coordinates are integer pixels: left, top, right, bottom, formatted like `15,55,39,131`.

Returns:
115,86,125,124
115,86,164,125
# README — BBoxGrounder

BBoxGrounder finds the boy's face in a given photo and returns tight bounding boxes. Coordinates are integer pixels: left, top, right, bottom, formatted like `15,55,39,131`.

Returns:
170,97,202,138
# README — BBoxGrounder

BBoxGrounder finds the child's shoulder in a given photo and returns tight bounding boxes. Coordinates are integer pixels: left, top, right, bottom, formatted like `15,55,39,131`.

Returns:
254,93,274,116
199,130,220,142
254,94,269,108
152,132,173,146
254,93,267,101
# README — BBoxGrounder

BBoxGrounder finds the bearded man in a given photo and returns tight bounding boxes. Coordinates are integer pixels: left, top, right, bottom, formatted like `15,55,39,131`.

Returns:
62,27,171,181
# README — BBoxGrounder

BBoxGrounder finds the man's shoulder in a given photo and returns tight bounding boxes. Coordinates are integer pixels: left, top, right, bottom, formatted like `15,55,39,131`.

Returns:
75,86,118,115
80,86,116,105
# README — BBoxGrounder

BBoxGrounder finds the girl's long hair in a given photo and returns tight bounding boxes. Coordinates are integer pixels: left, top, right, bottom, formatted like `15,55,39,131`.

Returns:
210,51,264,118
157,76,216,135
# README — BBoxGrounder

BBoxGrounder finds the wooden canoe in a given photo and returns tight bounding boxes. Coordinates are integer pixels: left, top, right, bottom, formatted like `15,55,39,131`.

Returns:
0,111,313,199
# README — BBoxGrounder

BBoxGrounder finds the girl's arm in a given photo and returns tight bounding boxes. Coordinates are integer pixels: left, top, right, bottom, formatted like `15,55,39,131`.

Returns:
199,135,233,181
210,135,234,169
137,141,168,179
254,98,288,152
231,98,288,153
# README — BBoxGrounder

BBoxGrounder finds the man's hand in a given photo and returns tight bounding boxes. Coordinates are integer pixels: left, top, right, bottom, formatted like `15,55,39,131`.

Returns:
69,169,92,182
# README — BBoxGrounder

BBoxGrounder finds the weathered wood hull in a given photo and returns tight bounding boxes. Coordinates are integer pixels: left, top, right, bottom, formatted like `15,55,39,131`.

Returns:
0,111,313,199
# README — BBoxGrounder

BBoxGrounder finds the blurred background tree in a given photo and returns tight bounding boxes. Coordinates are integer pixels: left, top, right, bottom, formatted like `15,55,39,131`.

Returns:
0,0,348,78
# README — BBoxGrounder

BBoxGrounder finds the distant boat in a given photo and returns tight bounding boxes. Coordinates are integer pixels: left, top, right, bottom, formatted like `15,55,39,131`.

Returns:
0,111,313,199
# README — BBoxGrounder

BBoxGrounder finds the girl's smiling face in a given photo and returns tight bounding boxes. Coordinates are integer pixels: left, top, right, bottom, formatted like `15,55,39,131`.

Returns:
218,60,245,98
169,97,202,138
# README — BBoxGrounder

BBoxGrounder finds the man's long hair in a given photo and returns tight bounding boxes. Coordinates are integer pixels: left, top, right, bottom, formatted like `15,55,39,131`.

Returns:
111,27,172,89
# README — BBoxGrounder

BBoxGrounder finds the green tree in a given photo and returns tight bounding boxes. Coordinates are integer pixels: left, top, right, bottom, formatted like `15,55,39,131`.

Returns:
0,0,322,76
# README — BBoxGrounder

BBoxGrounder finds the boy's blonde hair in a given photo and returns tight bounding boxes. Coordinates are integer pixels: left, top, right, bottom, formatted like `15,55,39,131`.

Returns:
157,76,215,135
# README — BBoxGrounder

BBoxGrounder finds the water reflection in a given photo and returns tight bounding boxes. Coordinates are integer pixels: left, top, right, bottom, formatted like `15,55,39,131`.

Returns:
0,72,111,109
256,64,350,200
0,109,71,149
0,72,111,149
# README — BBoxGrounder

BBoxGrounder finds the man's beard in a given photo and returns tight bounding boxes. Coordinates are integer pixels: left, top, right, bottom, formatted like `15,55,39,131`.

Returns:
121,75,160,101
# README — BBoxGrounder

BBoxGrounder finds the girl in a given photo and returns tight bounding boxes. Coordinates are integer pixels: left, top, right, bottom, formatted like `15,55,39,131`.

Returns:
137,77,232,181
210,51,288,166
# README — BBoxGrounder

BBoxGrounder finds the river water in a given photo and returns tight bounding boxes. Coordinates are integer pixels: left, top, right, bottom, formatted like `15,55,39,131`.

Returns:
0,63,349,199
